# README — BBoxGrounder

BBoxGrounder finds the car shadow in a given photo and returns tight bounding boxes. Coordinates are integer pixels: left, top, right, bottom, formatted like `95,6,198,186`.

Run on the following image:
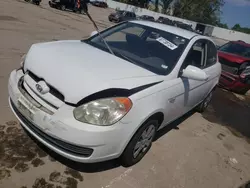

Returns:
237,180,250,188
154,110,195,141
202,88,250,143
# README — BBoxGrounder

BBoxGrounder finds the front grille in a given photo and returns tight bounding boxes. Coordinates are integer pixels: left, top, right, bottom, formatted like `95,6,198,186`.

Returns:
28,71,65,101
11,100,93,157
219,57,240,75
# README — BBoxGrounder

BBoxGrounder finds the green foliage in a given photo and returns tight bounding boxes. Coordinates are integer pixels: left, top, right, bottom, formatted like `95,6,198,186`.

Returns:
161,0,173,14
216,22,228,29
172,0,225,25
232,24,250,34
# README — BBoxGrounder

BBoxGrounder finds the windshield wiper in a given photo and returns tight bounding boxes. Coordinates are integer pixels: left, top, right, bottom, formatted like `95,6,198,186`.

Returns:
114,50,137,64
83,5,114,55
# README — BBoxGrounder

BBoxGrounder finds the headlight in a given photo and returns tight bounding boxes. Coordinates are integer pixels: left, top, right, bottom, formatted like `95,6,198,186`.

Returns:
20,54,26,68
73,97,132,126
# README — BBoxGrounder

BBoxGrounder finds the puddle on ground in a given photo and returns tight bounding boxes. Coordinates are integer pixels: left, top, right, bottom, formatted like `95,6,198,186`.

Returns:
32,178,60,188
202,89,250,143
31,158,45,167
0,121,47,180
49,171,78,188
0,120,84,187
64,167,83,182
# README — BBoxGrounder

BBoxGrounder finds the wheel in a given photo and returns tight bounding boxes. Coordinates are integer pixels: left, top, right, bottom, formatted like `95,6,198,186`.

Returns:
196,91,213,113
60,5,66,11
35,1,40,5
121,120,158,167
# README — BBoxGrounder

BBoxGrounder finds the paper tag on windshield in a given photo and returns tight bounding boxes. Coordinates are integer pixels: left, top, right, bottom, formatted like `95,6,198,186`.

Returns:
156,37,178,50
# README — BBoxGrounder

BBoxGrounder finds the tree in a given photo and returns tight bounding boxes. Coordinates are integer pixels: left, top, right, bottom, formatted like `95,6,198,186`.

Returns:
172,0,225,25
232,24,250,34
154,0,159,12
161,0,173,14
232,24,241,31
216,22,228,29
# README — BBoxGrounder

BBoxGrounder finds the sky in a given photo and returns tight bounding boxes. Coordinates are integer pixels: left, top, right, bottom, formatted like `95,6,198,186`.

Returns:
221,0,250,28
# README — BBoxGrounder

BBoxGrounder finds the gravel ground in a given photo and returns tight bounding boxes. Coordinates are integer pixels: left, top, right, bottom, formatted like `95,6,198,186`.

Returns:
0,1,250,188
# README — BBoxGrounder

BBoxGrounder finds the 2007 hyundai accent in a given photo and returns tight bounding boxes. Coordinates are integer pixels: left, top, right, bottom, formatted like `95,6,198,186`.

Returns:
8,20,221,166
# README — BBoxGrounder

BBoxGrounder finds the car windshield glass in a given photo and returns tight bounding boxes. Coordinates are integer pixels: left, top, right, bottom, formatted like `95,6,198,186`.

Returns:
219,42,250,58
116,10,125,15
84,22,189,75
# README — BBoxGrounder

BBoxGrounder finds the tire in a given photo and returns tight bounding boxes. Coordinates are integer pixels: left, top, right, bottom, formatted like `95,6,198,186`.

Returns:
121,120,158,167
196,91,213,113
60,5,66,11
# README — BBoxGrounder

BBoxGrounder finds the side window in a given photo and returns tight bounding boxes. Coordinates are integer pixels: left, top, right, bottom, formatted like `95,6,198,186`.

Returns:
182,40,206,70
205,41,217,67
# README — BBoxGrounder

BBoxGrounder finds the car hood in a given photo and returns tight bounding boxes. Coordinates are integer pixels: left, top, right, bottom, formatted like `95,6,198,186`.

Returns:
24,40,163,104
218,51,250,64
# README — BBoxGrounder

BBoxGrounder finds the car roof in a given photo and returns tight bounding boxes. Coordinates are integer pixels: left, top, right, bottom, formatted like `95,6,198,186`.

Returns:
130,20,199,39
232,40,250,47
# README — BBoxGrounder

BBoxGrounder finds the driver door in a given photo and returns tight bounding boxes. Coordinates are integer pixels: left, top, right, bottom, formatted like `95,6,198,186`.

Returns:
161,40,210,127
179,39,212,112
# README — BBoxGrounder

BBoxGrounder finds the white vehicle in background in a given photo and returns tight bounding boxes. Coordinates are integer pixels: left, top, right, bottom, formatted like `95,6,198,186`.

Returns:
8,20,221,166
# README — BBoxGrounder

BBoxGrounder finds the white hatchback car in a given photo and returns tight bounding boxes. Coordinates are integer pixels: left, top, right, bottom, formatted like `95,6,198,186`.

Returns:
8,20,221,166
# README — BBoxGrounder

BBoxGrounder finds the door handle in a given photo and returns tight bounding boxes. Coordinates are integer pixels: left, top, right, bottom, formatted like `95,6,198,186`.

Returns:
168,98,176,103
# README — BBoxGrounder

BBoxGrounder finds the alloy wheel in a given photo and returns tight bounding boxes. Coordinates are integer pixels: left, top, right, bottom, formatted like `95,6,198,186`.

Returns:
133,124,156,159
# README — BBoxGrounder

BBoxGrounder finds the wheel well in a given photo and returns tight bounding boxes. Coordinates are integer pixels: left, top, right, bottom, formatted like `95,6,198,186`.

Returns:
212,85,217,91
147,112,164,127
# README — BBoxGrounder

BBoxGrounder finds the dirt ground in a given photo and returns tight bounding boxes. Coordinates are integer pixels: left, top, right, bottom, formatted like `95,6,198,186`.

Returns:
1,0,250,188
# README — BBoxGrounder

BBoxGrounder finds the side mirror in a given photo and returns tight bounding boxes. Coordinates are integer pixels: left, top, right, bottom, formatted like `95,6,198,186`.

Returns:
182,65,208,81
90,31,98,37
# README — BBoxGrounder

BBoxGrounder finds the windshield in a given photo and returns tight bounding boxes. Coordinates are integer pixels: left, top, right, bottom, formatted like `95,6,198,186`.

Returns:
84,22,189,75
219,42,250,58
116,10,125,15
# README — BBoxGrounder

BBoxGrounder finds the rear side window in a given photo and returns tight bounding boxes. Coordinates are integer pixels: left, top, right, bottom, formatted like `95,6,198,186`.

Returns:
205,41,217,67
